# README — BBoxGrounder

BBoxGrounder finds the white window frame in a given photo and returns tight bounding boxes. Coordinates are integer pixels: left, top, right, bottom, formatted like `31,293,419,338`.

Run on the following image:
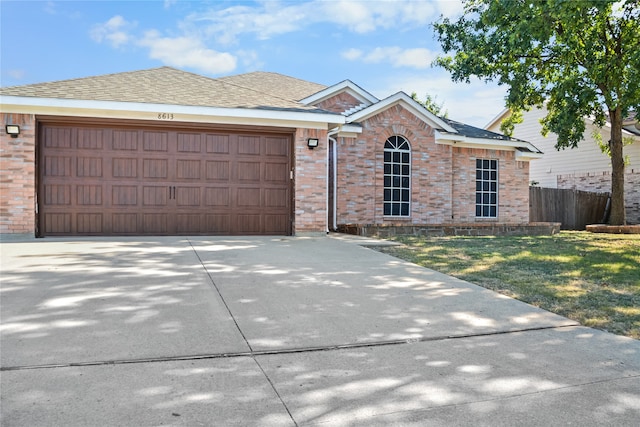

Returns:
475,158,499,218
383,135,411,217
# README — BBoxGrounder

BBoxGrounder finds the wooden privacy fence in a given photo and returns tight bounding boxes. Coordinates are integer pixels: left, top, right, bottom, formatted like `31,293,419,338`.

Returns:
529,187,610,230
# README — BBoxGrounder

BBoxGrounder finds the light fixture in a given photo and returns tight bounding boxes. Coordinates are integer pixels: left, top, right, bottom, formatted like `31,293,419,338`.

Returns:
307,138,319,149
5,125,20,138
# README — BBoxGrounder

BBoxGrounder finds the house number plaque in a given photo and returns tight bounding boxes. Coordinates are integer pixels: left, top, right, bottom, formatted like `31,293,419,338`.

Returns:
157,113,174,120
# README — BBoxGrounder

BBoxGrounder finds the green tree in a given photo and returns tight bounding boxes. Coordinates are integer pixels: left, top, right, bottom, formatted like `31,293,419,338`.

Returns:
433,0,640,225
410,92,449,118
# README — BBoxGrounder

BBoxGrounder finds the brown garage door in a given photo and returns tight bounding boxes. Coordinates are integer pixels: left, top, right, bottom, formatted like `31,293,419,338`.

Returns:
39,121,292,236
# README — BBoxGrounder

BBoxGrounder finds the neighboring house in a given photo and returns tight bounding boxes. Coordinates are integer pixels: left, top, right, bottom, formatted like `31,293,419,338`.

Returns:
1,67,542,237
486,107,640,224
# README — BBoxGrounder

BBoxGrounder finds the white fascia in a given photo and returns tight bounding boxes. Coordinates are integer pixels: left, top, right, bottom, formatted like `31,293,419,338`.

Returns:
0,95,345,129
299,80,379,106
347,92,457,133
484,107,510,130
435,130,543,161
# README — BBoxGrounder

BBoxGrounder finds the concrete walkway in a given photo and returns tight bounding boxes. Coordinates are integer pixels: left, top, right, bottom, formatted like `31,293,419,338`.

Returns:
1,235,638,426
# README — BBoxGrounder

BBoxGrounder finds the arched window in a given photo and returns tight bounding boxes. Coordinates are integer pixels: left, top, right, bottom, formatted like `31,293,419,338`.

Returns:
383,135,411,217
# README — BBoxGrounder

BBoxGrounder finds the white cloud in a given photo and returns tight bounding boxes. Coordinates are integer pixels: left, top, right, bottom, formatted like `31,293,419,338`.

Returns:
342,47,437,69
138,30,237,75
90,15,135,48
90,15,238,75
187,0,443,45
341,48,363,61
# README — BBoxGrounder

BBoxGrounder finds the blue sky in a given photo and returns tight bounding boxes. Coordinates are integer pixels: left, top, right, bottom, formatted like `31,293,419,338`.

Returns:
0,0,507,127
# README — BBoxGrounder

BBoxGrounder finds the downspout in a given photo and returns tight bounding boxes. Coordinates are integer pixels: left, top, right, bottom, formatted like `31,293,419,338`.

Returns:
328,129,340,233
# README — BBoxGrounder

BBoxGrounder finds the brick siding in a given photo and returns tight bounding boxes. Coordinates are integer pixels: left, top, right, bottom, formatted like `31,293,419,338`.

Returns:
1,113,36,235
315,92,363,114
334,105,530,227
557,170,640,224
293,127,328,233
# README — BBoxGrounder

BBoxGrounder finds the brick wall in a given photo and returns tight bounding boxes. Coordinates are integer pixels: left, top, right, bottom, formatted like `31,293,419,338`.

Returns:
557,170,640,224
452,148,530,223
293,127,328,233
315,92,362,114
1,113,36,235
334,105,531,227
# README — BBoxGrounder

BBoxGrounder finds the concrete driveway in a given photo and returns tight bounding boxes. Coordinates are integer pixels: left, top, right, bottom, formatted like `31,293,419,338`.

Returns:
1,235,639,426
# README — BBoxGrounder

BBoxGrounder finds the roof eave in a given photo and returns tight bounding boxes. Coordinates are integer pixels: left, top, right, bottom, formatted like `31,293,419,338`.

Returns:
435,130,543,161
0,95,345,128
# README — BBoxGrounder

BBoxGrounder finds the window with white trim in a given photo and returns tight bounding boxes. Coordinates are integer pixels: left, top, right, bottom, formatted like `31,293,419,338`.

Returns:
476,159,498,218
383,135,411,217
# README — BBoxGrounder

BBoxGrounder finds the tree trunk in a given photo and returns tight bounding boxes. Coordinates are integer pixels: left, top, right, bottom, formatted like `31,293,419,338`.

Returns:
608,107,626,225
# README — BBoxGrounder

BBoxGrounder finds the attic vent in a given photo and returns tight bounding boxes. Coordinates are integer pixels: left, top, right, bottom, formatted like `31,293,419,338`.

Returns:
342,103,368,116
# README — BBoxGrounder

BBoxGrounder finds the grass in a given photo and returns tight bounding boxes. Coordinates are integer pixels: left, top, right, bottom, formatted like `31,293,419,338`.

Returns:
375,231,640,339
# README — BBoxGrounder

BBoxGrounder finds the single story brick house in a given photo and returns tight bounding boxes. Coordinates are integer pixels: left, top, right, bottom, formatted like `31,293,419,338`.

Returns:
0,67,543,237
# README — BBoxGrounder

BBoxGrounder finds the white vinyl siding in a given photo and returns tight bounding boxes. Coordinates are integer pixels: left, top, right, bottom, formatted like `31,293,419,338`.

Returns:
490,107,640,188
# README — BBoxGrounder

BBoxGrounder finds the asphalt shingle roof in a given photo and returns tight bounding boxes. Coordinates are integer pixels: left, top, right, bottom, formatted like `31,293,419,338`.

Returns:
0,67,327,112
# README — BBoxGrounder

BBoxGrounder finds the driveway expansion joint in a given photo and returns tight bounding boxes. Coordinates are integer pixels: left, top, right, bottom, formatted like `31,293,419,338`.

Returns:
0,324,578,372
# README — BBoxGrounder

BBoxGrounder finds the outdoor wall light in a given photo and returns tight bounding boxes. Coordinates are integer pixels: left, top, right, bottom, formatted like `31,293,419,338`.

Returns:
5,125,20,138
307,138,319,149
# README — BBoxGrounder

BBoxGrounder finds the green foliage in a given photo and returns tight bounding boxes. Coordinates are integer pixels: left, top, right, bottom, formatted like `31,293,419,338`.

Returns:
410,91,449,118
433,0,640,225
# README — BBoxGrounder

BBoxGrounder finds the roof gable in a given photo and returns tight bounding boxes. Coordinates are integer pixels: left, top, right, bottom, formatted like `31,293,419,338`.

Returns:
346,91,456,133
300,80,379,109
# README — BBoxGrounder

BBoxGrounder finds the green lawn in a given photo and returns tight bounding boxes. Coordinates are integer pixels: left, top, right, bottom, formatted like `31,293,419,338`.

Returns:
376,231,640,339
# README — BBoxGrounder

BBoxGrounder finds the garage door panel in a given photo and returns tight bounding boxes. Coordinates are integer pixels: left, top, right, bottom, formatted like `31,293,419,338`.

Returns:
206,134,229,153
205,161,230,180
113,158,138,178
44,156,72,176
205,214,231,234
77,213,103,234
143,159,168,178
43,213,72,234
177,133,202,152
44,127,72,148
265,188,288,207
176,214,201,233
40,123,291,236
44,185,71,205
143,213,168,233
77,128,104,150
238,136,260,155
113,186,138,205
113,130,139,151
143,186,168,206
265,215,289,233
112,213,138,233
237,188,261,207
176,187,200,206
265,137,289,156
76,157,103,177
204,188,230,206
176,159,201,179
236,214,262,234
143,131,168,152
265,162,289,182
237,162,261,182
77,185,103,205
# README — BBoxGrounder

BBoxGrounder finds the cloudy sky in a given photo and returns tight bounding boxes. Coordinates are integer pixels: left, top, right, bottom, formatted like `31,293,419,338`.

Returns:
0,0,508,127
